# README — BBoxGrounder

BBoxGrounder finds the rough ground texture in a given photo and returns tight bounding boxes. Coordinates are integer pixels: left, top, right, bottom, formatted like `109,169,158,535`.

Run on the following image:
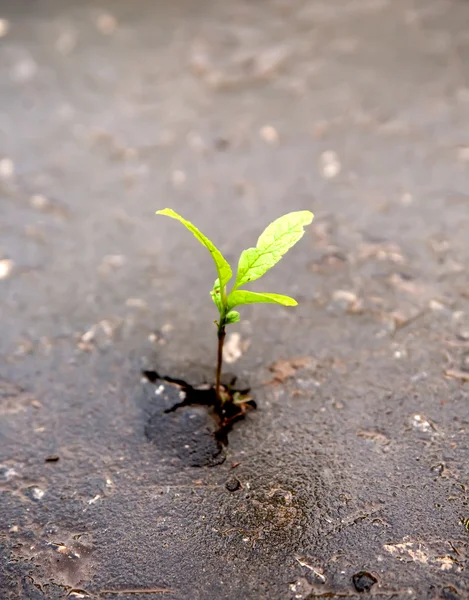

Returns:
1,0,469,598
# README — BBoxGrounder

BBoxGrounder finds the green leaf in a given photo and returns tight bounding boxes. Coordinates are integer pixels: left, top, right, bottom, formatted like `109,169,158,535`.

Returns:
225,310,240,324
156,209,232,289
227,290,298,310
234,210,313,289
210,278,223,313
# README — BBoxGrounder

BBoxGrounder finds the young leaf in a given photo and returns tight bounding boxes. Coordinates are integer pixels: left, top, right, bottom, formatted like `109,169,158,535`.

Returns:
156,209,232,289
225,310,240,324
227,290,298,310
234,210,313,289
210,278,223,313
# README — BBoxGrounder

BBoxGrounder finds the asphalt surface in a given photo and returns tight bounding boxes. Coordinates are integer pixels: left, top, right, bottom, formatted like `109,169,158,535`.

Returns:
1,1,469,599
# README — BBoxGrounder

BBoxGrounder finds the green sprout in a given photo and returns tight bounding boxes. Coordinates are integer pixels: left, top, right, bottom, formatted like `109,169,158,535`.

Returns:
156,208,314,406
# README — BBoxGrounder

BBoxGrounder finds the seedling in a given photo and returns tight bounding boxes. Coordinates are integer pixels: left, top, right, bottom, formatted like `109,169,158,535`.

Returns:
156,208,314,407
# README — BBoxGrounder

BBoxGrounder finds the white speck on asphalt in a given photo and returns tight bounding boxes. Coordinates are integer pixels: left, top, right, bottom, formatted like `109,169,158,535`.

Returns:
260,125,279,144
223,332,244,364
1,466,18,480
31,487,45,501
320,150,341,179
0,259,14,279
412,414,431,433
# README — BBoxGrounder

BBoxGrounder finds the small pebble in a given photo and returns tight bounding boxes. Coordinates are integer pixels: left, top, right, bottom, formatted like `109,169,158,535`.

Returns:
428,299,447,312
352,571,377,592
0,466,18,481
331,289,362,313
81,328,95,343
45,455,60,462
28,486,45,501
430,463,444,475
332,289,357,305
441,585,461,600
412,414,431,433
225,477,241,492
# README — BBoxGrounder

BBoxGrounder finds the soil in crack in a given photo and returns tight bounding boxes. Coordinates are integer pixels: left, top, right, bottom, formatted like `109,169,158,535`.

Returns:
142,371,255,467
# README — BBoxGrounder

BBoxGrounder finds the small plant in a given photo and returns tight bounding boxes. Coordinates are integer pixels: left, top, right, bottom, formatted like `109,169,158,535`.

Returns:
156,208,314,407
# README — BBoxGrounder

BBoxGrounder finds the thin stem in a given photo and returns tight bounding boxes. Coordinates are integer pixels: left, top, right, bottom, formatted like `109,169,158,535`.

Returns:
215,322,226,406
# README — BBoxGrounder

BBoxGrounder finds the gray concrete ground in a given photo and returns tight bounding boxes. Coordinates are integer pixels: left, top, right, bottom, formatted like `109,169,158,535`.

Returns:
1,0,469,598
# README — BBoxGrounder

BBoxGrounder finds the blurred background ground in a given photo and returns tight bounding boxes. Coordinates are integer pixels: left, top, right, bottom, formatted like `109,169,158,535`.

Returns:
1,1,469,598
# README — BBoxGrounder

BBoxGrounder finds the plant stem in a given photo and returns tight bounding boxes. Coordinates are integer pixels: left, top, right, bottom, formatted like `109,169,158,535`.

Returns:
215,322,226,406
